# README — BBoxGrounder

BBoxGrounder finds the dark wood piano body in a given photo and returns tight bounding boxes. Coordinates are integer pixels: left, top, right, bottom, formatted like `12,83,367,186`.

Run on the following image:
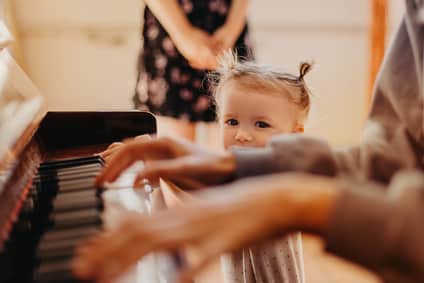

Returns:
0,42,157,282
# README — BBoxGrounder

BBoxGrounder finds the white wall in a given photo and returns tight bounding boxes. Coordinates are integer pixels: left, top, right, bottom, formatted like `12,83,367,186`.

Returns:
13,0,142,111
12,0,405,145
248,0,404,145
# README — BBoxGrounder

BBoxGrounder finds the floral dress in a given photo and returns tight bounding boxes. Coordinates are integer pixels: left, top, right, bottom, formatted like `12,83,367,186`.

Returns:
133,0,253,122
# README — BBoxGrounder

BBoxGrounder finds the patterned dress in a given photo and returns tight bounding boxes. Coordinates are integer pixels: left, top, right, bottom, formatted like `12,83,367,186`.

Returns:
133,0,253,122
221,234,305,283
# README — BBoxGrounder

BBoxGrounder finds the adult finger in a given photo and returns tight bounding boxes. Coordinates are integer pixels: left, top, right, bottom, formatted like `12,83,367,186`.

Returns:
95,146,136,185
122,134,152,144
73,216,152,281
95,139,170,185
176,226,246,283
133,158,205,188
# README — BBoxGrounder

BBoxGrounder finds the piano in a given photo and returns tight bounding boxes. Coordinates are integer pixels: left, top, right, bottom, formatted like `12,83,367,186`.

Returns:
0,23,177,283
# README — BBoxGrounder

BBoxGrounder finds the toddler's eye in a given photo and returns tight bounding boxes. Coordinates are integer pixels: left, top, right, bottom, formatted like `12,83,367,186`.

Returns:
255,121,271,128
225,118,239,126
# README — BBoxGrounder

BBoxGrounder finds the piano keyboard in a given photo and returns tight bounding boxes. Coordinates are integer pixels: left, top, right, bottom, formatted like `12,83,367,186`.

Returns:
0,155,180,283
2,155,104,283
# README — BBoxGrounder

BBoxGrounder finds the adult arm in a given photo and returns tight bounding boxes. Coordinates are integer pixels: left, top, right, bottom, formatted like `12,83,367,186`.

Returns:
75,171,424,283
212,0,250,52
144,0,217,69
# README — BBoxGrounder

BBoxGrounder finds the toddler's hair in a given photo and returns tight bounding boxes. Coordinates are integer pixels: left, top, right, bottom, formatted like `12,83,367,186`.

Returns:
209,50,312,124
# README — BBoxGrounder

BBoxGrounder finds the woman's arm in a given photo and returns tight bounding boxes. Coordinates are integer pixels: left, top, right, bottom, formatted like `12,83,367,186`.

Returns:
212,0,250,52
223,0,250,39
144,0,192,43
144,0,218,69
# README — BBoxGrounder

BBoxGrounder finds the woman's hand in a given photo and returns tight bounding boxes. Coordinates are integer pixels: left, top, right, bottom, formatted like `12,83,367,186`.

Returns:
142,0,218,70
73,173,339,283
211,25,241,55
95,136,237,189
211,0,250,55
172,26,218,70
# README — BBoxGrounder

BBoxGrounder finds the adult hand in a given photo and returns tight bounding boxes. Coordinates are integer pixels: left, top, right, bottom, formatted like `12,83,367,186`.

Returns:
172,27,218,70
211,25,241,55
99,134,152,163
95,136,237,189
73,173,339,283
99,141,123,162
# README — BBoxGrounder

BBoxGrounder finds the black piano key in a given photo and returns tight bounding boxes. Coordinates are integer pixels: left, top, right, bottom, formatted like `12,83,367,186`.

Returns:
37,164,102,180
51,208,101,229
43,162,102,173
37,236,84,260
57,179,97,190
39,156,104,171
57,176,98,187
37,171,99,184
38,168,100,181
35,179,98,197
56,167,101,178
53,195,100,213
54,193,97,203
58,183,97,194
36,169,101,188
33,259,76,283
33,180,95,196
42,227,100,242
40,155,103,166
54,190,97,201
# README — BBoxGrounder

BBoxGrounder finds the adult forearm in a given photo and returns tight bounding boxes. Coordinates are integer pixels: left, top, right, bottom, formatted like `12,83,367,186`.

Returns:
273,175,339,235
324,171,424,282
232,135,338,179
224,0,250,37
144,0,192,41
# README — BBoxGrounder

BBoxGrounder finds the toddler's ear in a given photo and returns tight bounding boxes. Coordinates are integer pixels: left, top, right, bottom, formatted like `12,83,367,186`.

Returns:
294,124,304,133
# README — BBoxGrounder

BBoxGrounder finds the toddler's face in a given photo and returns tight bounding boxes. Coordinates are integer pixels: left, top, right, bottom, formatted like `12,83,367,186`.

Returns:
219,82,302,150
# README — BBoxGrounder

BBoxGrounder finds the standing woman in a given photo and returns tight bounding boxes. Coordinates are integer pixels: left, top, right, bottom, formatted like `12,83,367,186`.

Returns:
133,0,253,140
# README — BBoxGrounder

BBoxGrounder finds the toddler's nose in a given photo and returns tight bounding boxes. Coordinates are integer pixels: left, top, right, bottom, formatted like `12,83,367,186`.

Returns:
235,129,253,143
